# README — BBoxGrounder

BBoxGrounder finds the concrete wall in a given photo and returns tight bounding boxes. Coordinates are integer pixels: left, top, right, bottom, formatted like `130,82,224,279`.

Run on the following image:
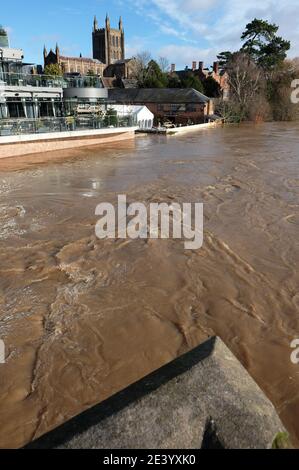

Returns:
0,127,137,158
167,121,218,134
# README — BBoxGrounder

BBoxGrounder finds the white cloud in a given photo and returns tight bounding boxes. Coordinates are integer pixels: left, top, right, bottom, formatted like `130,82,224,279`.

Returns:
158,44,216,68
128,0,299,66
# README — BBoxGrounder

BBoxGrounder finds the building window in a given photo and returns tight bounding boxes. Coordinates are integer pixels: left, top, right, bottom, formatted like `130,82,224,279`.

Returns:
0,103,8,119
7,99,26,118
25,102,35,119
39,101,54,118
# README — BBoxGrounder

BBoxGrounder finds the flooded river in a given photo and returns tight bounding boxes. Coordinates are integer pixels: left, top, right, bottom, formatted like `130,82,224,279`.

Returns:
0,122,299,448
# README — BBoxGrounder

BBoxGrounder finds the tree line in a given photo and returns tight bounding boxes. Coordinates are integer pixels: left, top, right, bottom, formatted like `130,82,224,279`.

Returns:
131,19,299,122
217,19,299,122
130,51,221,97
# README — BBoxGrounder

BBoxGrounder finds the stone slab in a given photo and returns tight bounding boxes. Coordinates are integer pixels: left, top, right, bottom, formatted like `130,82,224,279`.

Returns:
26,337,286,449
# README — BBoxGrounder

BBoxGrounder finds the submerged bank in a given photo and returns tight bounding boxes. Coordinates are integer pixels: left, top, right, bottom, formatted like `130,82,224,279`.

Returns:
0,122,298,447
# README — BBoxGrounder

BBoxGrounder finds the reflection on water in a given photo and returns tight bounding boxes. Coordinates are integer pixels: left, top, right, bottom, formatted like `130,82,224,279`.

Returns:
0,123,299,447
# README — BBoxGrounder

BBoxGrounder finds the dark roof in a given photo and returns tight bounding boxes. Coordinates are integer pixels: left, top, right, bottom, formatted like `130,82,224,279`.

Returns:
60,56,103,64
121,78,138,88
108,88,210,103
102,77,117,88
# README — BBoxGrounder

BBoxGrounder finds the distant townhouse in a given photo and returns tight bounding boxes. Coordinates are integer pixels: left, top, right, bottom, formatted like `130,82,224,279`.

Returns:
171,61,229,100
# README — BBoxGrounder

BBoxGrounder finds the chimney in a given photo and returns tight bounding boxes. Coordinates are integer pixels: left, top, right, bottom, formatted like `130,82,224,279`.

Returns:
213,61,219,75
192,61,197,71
199,61,204,71
170,63,175,73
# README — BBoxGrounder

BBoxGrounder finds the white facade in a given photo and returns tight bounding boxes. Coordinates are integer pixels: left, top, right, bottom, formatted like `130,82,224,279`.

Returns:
0,84,63,119
108,104,154,129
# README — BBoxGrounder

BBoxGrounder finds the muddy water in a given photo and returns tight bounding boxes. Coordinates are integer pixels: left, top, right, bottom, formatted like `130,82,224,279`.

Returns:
0,122,299,448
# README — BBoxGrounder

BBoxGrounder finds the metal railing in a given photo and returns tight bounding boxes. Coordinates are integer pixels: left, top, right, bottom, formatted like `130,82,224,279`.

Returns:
0,115,137,137
0,72,103,89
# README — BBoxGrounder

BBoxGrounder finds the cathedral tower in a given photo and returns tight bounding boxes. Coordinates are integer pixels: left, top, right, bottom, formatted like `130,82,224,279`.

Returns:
92,14,125,65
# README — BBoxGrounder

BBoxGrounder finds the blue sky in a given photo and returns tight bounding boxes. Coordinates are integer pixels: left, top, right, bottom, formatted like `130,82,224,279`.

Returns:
2,0,299,70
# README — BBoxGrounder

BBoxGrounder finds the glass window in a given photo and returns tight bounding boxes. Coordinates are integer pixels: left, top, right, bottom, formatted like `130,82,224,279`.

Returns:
0,104,8,118
39,101,54,118
25,102,35,119
7,100,25,118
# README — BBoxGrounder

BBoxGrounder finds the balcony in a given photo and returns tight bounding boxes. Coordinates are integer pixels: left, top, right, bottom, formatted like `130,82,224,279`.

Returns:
0,72,103,89
0,115,137,137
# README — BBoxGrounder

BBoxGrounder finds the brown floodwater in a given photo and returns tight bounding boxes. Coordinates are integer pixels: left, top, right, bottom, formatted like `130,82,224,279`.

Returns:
0,122,299,448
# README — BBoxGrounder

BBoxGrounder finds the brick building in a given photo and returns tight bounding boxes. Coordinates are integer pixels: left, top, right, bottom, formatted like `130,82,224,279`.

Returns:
43,15,125,77
108,88,214,125
173,61,229,100
43,44,105,76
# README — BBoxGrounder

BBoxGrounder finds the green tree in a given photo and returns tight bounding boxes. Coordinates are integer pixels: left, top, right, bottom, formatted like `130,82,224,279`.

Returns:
240,18,290,68
217,51,233,68
44,63,63,76
181,72,204,92
167,73,181,88
142,60,168,88
203,76,221,97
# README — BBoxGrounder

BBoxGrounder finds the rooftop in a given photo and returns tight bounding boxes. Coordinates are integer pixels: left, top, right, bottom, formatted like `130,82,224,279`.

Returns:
60,55,103,64
108,88,210,104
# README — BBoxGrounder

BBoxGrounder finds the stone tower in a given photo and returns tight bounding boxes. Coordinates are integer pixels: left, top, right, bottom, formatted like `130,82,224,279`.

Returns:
92,14,125,65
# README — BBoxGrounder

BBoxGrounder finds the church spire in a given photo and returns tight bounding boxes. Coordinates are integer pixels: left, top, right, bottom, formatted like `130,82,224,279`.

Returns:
43,45,47,59
105,13,110,29
119,16,123,31
93,15,98,32
55,43,60,58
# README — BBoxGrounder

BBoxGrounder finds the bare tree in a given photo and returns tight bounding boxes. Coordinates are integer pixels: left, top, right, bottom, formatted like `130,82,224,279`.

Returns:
227,53,262,108
158,56,170,73
219,52,267,121
130,51,152,86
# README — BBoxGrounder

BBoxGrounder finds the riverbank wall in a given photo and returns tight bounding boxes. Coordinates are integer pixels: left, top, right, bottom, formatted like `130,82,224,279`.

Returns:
137,121,220,135
0,127,138,159
25,337,287,449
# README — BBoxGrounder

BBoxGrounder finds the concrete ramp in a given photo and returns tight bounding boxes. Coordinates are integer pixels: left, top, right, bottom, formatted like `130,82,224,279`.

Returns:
26,337,286,449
